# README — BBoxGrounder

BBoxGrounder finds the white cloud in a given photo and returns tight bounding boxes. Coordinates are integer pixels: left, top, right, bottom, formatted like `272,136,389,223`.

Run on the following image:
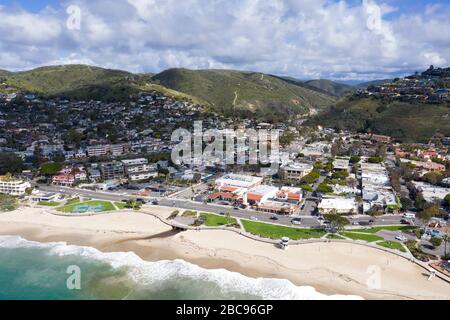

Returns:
0,0,448,80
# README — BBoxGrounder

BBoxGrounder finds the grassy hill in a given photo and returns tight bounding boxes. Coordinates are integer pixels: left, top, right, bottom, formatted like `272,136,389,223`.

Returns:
1,65,336,119
152,68,336,121
0,65,202,103
303,79,355,96
308,97,450,142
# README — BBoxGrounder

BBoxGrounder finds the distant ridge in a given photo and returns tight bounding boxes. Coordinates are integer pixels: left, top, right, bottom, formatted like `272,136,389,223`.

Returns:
152,68,337,121
303,79,355,96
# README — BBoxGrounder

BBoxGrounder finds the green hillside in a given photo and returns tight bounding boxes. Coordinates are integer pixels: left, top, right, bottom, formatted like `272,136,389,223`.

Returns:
304,79,355,96
308,97,450,142
0,65,200,102
152,68,336,121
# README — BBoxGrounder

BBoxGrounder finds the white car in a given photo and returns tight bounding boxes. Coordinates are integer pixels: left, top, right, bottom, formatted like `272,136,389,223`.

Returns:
395,235,407,242
291,218,302,225
250,216,258,221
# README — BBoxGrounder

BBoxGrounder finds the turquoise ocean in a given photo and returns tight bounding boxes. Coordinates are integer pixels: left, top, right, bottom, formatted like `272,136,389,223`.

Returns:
0,235,361,300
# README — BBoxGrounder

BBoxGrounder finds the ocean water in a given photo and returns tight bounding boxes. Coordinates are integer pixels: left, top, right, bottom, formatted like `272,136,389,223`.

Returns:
0,235,362,300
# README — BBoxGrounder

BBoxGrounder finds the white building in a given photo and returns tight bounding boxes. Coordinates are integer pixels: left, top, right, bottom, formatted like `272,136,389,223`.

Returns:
0,176,31,196
333,158,350,171
279,163,314,181
215,174,263,189
318,197,358,214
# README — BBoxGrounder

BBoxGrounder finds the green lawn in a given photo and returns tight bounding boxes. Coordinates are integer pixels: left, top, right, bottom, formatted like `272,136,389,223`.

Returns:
38,201,60,207
114,202,127,209
242,220,326,240
340,232,384,242
200,212,237,227
65,197,81,205
326,234,345,240
349,226,417,234
377,241,406,252
57,200,116,213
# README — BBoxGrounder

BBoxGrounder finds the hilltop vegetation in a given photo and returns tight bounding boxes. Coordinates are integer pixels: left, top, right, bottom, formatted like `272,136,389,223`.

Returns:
0,65,200,103
308,97,450,142
1,65,337,120
304,79,355,96
152,68,336,121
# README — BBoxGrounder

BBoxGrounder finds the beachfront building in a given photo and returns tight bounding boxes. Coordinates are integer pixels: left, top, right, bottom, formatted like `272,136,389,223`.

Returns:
31,191,60,202
361,161,398,213
215,173,263,189
244,185,279,205
0,175,31,196
279,163,314,181
122,158,158,182
100,162,125,181
257,200,300,215
318,197,358,215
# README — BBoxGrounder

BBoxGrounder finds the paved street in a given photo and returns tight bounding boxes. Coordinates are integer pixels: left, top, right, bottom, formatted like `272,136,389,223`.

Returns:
37,184,405,228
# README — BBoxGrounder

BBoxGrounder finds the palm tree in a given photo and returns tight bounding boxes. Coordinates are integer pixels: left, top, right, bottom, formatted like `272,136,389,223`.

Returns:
225,212,231,225
443,235,449,258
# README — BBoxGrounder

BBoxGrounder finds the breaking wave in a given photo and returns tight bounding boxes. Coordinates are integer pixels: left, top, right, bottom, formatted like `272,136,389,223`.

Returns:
0,235,363,300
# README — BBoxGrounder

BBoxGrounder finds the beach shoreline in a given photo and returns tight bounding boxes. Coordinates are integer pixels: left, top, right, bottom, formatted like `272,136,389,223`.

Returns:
0,207,449,300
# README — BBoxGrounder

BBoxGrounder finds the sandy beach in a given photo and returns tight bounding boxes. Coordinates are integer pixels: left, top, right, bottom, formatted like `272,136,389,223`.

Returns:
0,206,449,300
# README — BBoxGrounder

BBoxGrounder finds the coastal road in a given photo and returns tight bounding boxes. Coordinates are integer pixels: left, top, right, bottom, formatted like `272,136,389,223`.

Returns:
37,184,405,228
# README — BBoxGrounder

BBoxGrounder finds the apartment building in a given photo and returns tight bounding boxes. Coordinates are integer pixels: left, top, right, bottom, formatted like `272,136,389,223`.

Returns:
100,162,125,180
279,163,314,181
87,144,127,157
121,158,158,181
0,176,31,196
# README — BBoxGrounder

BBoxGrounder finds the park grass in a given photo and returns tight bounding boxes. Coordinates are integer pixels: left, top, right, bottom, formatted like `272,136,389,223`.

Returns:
340,232,384,242
65,197,81,205
200,212,237,227
326,234,345,240
349,225,417,234
377,241,407,253
38,201,60,207
57,200,116,213
114,202,128,210
241,220,325,240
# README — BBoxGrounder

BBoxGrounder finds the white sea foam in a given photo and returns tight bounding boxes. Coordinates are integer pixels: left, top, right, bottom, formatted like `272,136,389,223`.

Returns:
0,235,363,300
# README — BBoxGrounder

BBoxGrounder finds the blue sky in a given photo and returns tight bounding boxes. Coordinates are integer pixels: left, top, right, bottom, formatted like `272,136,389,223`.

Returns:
0,0,449,80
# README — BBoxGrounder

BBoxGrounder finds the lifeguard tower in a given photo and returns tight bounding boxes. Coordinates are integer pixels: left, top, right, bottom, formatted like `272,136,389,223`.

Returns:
280,237,290,250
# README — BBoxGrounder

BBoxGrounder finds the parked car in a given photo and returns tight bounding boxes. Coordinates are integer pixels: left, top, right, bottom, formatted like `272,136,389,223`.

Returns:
250,216,258,221
401,219,412,225
291,218,302,225
403,213,416,219
395,235,407,242
270,215,279,221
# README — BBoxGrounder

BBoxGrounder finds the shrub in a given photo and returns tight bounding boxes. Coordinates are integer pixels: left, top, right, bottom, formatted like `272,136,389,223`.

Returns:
368,156,383,163
430,237,443,248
